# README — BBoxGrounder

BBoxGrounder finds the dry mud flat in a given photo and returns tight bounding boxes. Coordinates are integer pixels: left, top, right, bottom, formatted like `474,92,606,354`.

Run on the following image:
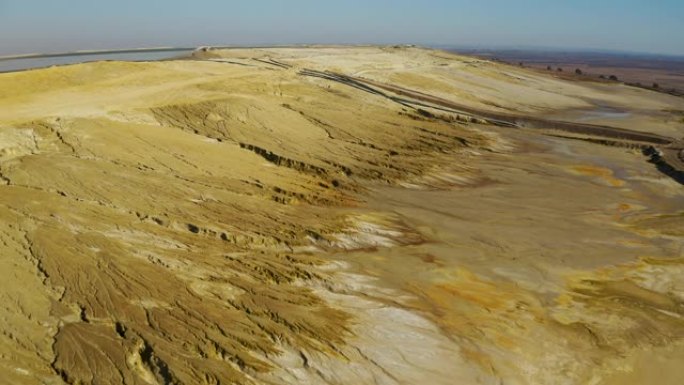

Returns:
0,46,683,385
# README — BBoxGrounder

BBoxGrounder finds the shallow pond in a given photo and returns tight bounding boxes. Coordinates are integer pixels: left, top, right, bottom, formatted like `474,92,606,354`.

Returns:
0,49,193,73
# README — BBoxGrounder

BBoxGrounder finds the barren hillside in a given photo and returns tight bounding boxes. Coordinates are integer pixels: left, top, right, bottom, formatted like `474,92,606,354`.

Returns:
1,46,683,385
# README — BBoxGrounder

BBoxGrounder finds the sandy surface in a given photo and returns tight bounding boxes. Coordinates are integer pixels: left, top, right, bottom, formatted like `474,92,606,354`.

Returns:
0,46,683,385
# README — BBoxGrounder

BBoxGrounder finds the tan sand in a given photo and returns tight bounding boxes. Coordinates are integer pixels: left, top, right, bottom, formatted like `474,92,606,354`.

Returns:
0,46,683,385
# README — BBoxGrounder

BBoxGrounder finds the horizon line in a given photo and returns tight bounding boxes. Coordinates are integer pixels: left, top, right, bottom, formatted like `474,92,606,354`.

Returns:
1,43,683,62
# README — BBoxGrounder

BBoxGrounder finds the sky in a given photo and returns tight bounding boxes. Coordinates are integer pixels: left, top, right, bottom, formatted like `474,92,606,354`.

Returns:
1,0,683,56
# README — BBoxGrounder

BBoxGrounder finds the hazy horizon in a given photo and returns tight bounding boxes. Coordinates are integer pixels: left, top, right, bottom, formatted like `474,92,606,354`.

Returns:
1,0,683,57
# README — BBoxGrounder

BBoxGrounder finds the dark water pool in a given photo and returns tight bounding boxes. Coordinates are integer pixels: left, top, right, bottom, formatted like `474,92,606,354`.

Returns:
0,49,194,73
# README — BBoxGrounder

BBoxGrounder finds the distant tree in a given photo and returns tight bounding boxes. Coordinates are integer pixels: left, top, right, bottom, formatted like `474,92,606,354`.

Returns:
575,68,583,75
609,75,619,81
547,65,552,71
557,67,563,72
599,75,606,79
653,82,660,88
519,62,524,67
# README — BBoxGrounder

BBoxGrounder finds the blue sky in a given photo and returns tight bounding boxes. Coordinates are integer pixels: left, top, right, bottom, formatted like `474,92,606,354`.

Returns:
1,0,682,55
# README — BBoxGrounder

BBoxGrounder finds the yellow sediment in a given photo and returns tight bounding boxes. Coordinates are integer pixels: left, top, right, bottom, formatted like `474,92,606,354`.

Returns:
1,46,683,384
